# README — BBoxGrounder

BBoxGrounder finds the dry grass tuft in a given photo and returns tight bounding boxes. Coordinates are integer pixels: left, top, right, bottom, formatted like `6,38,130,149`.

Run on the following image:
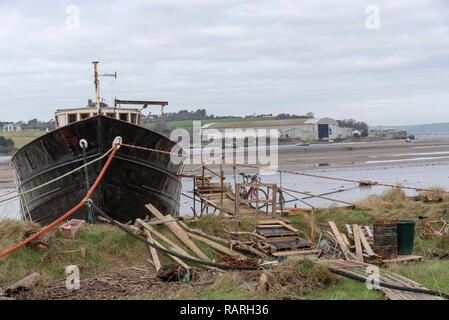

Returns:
263,259,341,299
419,186,446,199
195,214,234,238
0,219,40,251
358,186,410,210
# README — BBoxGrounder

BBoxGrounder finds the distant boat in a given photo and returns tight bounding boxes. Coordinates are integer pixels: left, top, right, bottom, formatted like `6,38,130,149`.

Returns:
11,62,183,225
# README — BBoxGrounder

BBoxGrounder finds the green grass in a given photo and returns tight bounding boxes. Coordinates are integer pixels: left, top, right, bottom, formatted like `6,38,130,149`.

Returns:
388,260,449,294
0,223,150,287
303,277,385,300
0,130,46,148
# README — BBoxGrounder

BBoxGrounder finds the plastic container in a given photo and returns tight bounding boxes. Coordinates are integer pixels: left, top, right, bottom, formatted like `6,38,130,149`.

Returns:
60,219,85,239
394,220,416,255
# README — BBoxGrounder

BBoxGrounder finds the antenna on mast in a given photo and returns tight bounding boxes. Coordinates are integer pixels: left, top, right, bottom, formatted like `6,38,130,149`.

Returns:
92,61,117,114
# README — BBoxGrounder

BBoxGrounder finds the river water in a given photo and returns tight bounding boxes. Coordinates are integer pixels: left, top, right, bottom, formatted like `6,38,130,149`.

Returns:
3,142,449,220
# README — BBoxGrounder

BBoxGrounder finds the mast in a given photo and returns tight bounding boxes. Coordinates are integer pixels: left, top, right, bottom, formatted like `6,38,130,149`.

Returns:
92,61,100,113
92,61,117,114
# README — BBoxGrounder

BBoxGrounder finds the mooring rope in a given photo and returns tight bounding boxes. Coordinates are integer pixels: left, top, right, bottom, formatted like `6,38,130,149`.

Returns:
0,145,119,259
0,146,116,205
88,200,260,271
120,142,446,194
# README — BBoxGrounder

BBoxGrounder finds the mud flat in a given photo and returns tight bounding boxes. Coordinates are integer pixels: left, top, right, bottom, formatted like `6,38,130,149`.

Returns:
0,156,14,189
184,135,449,174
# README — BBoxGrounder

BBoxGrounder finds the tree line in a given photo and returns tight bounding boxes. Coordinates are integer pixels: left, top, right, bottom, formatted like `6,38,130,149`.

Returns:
337,119,369,137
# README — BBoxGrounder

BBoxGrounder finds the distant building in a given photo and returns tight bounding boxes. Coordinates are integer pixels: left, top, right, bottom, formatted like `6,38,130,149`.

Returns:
2,124,21,132
369,126,408,139
203,118,353,141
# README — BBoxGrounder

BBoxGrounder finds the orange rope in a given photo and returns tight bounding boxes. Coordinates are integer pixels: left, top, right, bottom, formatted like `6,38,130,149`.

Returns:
0,145,118,259
0,190,17,198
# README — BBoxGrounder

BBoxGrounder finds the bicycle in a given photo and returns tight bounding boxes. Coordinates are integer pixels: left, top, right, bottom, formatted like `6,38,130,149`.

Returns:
420,210,449,236
238,172,268,209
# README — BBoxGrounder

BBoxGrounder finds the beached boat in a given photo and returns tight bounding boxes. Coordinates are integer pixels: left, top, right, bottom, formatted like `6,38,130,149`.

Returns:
11,62,183,225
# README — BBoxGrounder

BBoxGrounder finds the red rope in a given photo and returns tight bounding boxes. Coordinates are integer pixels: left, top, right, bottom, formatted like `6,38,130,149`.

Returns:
0,190,17,198
0,145,118,259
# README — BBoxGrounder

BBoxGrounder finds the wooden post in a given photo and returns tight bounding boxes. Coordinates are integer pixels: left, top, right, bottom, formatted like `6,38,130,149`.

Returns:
200,166,205,216
220,156,224,216
193,177,196,216
233,166,240,236
279,188,284,215
311,208,315,242
271,184,277,217
266,186,269,215
255,184,259,219
235,183,240,218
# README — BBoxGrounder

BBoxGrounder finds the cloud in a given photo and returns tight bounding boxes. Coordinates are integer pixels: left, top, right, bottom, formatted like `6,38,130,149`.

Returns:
0,0,449,125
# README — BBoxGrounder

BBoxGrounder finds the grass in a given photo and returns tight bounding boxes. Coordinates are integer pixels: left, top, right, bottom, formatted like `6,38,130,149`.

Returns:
388,260,449,294
0,130,46,148
144,117,277,131
4,186,449,300
0,222,150,287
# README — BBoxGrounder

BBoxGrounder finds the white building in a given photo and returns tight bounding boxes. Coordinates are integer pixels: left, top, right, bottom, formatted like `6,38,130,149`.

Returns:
2,124,21,132
202,118,353,141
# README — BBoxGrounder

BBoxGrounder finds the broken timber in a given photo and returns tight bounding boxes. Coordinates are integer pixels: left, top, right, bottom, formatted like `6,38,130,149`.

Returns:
145,204,210,261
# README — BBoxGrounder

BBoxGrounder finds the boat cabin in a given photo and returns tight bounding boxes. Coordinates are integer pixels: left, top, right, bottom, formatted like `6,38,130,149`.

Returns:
54,105,142,129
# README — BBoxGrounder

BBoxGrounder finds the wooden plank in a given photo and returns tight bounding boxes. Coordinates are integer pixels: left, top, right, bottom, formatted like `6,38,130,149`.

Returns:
382,255,423,264
278,221,299,233
136,219,190,257
345,224,353,235
364,226,373,238
145,204,210,261
271,249,319,257
341,233,350,247
152,238,190,270
187,232,246,258
359,229,376,256
328,221,356,260
258,219,285,225
353,224,364,262
142,228,161,271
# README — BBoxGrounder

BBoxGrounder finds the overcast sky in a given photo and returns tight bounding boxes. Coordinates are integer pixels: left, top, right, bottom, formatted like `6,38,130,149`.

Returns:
1,0,449,126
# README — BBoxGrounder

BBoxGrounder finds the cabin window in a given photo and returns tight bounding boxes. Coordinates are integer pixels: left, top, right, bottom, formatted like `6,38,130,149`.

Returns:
67,113,78,124
92,112,98,116
106,113,115,118
137,114,141,125
130,113,136,124
80,113,90,120
55,117,59,128
119,113,129,122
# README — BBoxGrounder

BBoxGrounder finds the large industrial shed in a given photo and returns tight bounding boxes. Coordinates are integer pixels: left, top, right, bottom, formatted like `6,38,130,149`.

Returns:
202,118,353,141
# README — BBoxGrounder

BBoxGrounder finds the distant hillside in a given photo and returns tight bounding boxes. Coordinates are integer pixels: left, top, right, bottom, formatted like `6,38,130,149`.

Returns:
370,122,449,135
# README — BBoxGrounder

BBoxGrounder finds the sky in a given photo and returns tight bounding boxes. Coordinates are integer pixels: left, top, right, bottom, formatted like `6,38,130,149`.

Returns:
1,0,449,126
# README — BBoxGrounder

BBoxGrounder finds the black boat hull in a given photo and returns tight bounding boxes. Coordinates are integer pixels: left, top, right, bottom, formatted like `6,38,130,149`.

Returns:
11,116,182,225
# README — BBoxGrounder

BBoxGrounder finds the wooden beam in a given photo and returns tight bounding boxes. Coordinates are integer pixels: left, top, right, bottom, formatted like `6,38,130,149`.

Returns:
142,228,161,271
353,224,363,262
359,229,376,256
136,219,190,257
272,249,319,257
145,204,210,261
187,232,246,258
152,237,190,270
328,221,356,260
